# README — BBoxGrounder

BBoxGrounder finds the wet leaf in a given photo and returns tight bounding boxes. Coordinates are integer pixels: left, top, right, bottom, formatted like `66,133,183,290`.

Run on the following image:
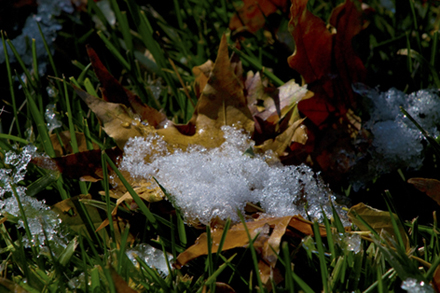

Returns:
408,178,440,206
79,35,254,152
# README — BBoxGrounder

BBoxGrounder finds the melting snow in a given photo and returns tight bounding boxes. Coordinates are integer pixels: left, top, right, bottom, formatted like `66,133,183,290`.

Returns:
121,126,346,225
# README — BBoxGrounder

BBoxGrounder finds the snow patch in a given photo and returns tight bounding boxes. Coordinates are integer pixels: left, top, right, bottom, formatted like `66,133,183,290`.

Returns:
121,126,346,225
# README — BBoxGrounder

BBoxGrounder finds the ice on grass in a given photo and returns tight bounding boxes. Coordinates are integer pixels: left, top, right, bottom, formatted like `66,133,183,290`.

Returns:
45,104,62,132
351,85,440,189
126,244,173,276
334,233,361,254
401,278,434,293
121,126,346,225
0,145,65,249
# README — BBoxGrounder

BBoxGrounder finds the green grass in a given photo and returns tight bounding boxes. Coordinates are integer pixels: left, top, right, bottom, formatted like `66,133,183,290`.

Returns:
1,0,440,292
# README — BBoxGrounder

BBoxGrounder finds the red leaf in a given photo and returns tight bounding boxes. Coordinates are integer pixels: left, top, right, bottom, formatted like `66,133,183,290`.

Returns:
287,0,366,126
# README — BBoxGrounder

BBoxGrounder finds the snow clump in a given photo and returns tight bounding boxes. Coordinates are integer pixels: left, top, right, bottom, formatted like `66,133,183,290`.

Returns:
350,85,440,190
120,126,346,225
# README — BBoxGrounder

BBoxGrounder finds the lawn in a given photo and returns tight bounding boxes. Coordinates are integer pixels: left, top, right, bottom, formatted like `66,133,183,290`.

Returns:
0,0,440,292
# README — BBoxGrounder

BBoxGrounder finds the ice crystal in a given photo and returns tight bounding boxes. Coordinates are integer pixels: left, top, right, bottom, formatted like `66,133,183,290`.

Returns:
121,126,347,225
45,104,62,132
401,278,434,293
126,244,173,276
0,145,65,249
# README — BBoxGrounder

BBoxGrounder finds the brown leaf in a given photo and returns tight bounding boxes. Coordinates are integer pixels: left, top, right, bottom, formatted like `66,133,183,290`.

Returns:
432,264,440,293
192,60,214,98
202,282,236,293
111,179,165,216
255,117,307,157
75,87,148,150
50,130,99,157
176,216,293,269
80,35,254,152
109,266,139,293
408,178,440,206
31,147,122,182
348,203,409,251
87,46,168,128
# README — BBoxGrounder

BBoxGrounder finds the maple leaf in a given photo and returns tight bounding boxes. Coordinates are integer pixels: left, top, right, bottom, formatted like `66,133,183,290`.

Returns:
229,0,290,34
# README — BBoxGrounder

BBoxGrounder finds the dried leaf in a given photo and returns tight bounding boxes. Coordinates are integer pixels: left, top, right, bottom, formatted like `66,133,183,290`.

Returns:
80,35,254,152
348,203,409,250
111,179,165,216
50,130,99,157
31,147,122,182
51,195,103,237
432,264,440,293
109,267,138,293
256,117,307,157
176,216,293,269
202,282,236,293
192,60,214,98
408,178,440,206
75,88,148,149
87,46,167,128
